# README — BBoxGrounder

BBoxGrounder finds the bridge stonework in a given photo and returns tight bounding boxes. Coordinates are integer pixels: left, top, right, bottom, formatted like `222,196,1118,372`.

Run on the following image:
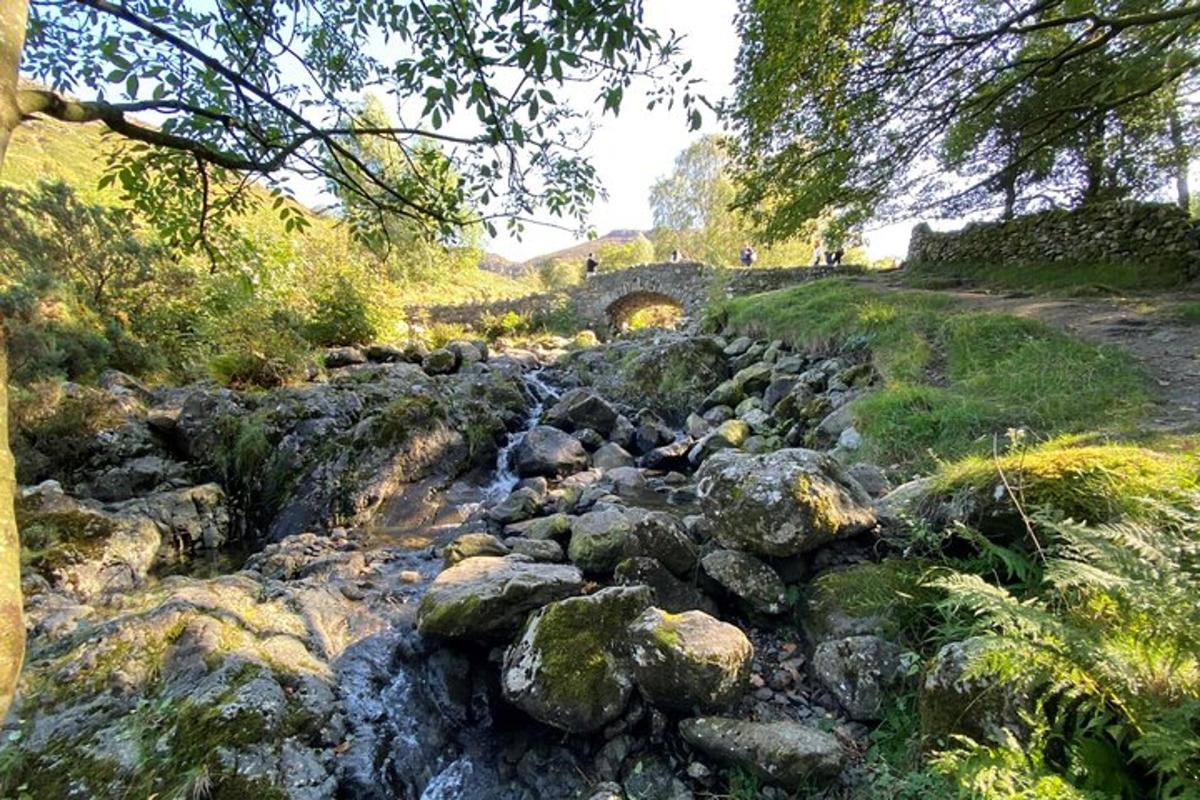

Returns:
414,262,864,332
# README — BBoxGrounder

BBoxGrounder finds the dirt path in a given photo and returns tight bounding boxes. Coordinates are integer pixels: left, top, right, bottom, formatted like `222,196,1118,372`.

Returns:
851,272,1200,435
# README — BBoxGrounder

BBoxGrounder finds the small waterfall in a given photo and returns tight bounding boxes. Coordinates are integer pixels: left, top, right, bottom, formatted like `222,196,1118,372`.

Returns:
480,368,560,504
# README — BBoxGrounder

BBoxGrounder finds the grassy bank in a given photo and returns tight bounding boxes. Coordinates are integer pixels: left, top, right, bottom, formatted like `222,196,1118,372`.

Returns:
715,278,1151,472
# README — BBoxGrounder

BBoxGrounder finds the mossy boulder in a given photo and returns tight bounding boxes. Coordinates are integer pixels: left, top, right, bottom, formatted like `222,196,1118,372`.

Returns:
501,586,652,733
919,637,1027,745
543,388,621,437
679,718,846,790
688,419,750,466
923,441,1199,532
804,559,937,645
627,608,752,712
568,506,639,574
696,448,876,557
505,512,572,541
700,549,786,616
417,556,585,640
422,348,458,375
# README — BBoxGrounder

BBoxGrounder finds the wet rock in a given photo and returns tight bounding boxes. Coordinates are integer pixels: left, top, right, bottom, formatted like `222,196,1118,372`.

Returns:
443,532,510,567
568,505,639,574
594,442,636,471
679,718,846,790
812,635,906,721
696,448,876,557
501,586,652,733
325,346,367,368
488,486,542,524
700,549,787,615
417,556,584,640
422,348,458,375
628,608,752,712
615,557,717,615
512,426,590,478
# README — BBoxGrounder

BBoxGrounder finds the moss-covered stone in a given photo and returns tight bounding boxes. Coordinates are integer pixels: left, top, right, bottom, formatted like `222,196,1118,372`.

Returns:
804,559,938,646
501,586,652,733
627,607,752,712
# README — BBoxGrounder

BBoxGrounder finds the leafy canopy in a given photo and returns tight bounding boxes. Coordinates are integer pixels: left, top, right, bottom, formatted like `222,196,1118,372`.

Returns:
727,0,1200,238
18,0,704,248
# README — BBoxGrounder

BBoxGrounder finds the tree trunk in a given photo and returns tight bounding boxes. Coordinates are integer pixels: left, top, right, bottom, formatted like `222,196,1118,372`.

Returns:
0,0,30,723
1082,114,1107,203
1169,100,1191,213
1000,169,1017,220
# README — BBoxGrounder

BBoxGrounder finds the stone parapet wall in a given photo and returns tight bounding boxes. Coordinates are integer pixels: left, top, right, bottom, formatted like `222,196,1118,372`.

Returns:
907,202,1200,277
412,263,869,332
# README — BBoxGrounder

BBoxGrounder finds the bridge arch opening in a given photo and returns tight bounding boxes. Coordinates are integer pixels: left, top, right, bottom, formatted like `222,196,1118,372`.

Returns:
606,291,686,331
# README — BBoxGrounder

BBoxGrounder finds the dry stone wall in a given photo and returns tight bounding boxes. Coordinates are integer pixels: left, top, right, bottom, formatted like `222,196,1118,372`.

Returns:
907,202,1200,278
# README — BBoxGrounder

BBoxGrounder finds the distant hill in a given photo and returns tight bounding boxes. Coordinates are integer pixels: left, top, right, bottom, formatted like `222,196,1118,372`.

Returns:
479,229,656,278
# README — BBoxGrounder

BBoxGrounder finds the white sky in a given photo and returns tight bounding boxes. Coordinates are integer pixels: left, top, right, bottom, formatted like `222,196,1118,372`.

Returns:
483,0,917,263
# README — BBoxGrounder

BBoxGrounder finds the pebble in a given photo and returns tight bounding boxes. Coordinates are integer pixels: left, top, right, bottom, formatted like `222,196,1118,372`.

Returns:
398,570,422,584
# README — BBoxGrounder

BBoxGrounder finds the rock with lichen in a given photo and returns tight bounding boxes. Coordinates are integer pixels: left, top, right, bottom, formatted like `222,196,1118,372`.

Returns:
501,586,652,733
627,607,752,712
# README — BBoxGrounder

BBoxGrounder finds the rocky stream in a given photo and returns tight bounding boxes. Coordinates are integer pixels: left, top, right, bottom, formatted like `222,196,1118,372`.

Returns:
0,331,986,799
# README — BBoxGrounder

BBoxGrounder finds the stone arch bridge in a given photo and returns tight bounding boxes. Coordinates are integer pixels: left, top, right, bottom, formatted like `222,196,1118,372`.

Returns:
415,262,864,332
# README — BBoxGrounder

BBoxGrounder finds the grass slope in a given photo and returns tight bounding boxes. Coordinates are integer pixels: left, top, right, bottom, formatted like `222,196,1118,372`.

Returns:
717,278,1151,471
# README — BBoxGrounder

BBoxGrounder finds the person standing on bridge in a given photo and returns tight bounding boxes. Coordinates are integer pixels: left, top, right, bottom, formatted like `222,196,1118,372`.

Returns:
670,248,683,263
739,243,756,267
812,240,824,266
833,245,845,265
585,252,599,279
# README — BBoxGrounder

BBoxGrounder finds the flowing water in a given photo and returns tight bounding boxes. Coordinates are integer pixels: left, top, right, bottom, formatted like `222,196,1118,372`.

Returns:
480,368,561,505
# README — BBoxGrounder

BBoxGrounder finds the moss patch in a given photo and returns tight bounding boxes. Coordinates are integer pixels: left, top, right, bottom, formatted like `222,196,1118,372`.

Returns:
806,559,941,648
928,439,1199,524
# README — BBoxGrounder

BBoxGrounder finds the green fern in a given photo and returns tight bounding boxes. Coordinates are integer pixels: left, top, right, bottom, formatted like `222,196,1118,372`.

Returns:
928,512,1200,798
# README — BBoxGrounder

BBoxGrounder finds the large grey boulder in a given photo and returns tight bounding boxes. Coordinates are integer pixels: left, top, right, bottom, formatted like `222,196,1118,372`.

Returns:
696,448,876,557
488,486,542,524
501,586,652,733
442,532,510,567
109,482,230,556
700,549,786,615
812,635,907,721
422,347,458,374
628,608,752,712
324,346,366,368
513,426,590,478
679,718,846,789
417,556,584,639
543,388,621,436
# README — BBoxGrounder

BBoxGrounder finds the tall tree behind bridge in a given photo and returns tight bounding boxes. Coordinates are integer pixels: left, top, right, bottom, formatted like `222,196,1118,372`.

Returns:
727,0,1200,239
0,0,703,720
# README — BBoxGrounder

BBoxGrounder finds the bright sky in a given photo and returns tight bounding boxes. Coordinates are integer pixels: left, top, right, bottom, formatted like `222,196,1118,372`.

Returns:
484,0,915,264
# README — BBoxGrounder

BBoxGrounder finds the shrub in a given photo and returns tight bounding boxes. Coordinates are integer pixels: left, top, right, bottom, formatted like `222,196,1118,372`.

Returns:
302,276,377,346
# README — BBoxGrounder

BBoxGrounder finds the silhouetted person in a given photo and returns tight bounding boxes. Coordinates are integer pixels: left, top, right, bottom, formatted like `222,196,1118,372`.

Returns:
812,241,824,266
833,246,845,265
670,248,682,263
585,252,598,278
